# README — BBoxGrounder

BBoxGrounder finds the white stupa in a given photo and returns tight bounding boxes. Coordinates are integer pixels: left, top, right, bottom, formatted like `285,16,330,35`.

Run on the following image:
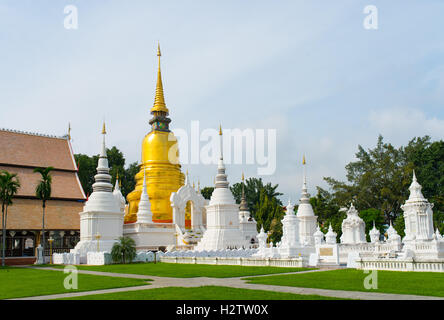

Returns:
386,221,401,245
369,221,380,243
296,156,317,246
340,203,367,244
325,224,337,245
280,199,300,250
313,224,325,245
113,175,126,212
136,169,153,224
70,123,124,262
401,170,435,242
238,173,258,246
194,126,246,251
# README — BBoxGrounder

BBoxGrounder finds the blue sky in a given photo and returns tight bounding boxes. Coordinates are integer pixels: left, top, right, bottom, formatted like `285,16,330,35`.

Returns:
1,1,444,202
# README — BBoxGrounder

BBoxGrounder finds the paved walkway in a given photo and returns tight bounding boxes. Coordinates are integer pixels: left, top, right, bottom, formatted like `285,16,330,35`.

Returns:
9,266,444,300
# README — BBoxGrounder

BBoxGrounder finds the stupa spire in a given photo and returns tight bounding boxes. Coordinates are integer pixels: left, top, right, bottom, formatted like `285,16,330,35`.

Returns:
93,122,113,193
215,124,229,189
151,43,168,114
300,155,310,203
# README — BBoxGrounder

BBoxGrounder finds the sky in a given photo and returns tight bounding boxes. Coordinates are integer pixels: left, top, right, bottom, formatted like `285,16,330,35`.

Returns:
1,1,444,203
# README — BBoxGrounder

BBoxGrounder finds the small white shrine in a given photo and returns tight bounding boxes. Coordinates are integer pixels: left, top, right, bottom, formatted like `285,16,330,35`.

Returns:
296,168,317,246
340,203,367,244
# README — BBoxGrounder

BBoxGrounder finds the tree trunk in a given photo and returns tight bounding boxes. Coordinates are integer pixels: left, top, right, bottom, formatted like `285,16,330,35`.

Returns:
42,201,46,264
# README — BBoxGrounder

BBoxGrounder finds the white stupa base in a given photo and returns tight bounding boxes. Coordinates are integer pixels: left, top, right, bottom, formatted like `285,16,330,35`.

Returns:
123,222,176,251
194,228,248,251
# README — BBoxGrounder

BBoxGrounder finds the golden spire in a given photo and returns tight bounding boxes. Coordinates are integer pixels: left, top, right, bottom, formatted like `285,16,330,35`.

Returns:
302,154,306,165
151,43,169,114
242,172,245,182
102,121,106,134
219,124,222,135
68,122,71,140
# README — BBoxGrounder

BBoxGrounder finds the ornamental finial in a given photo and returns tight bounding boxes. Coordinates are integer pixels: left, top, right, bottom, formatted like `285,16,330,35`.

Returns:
151,42,168,114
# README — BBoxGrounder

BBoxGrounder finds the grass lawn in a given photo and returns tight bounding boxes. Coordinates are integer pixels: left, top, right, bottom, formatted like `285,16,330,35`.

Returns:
244,269,444,297
59,285,343,300
0,267,149,299
48,262,311,278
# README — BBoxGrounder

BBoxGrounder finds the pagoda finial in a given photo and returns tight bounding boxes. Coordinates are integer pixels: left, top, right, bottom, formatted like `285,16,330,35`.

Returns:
68,122,71,140
219,124,222,136
413,169,417,182
151,43,168,114
100,121,107,158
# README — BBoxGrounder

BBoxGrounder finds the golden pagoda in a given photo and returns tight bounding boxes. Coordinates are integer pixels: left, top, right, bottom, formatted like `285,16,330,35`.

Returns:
125,44,185,223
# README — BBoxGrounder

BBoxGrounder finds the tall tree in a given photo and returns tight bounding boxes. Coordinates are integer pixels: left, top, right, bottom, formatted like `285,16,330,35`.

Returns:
34,167,53,262
324,135,413,224
231,177,283,219
0,170,20,267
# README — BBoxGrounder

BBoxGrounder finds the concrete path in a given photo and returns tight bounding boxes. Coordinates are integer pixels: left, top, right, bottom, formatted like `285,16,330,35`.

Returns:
9,266,444,300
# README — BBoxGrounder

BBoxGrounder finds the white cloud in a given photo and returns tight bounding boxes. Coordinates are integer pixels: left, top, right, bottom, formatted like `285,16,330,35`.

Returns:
369,107,444,140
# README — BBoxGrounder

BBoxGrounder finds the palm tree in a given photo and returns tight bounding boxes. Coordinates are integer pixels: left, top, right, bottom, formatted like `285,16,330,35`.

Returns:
0,170,21,267
111,237,137,264
33,167,53,262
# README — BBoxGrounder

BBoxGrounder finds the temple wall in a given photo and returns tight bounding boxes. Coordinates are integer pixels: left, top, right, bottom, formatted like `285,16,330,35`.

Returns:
3,198,82,230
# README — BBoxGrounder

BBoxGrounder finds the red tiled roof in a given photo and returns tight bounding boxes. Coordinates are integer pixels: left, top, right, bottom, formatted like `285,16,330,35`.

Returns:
0,129,86,200
0,130,76,170
0,166,85,200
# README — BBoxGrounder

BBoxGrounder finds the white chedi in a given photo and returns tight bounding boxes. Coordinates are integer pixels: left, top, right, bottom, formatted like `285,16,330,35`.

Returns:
70,124,124,261
194,127,246,251
136,169,153,224
340,203,367,244
296,161,317,246
369,221,380,243
386,221,401,244
280,200,300,248
401,171,435,242
257,227,267,248
325,224,337,245
113,177,126,212
313,224,325,245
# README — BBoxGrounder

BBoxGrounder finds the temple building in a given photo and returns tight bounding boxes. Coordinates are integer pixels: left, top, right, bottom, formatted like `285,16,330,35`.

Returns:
125,44,185,224
0,128,85,264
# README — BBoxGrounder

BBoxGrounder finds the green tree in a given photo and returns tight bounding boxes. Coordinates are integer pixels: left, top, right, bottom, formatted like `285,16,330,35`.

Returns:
253,190,285,242
111,236,137,264
0,170,20,267
231,177,283,219
200,187,214,200
324,135,413,223
33,166,54,261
